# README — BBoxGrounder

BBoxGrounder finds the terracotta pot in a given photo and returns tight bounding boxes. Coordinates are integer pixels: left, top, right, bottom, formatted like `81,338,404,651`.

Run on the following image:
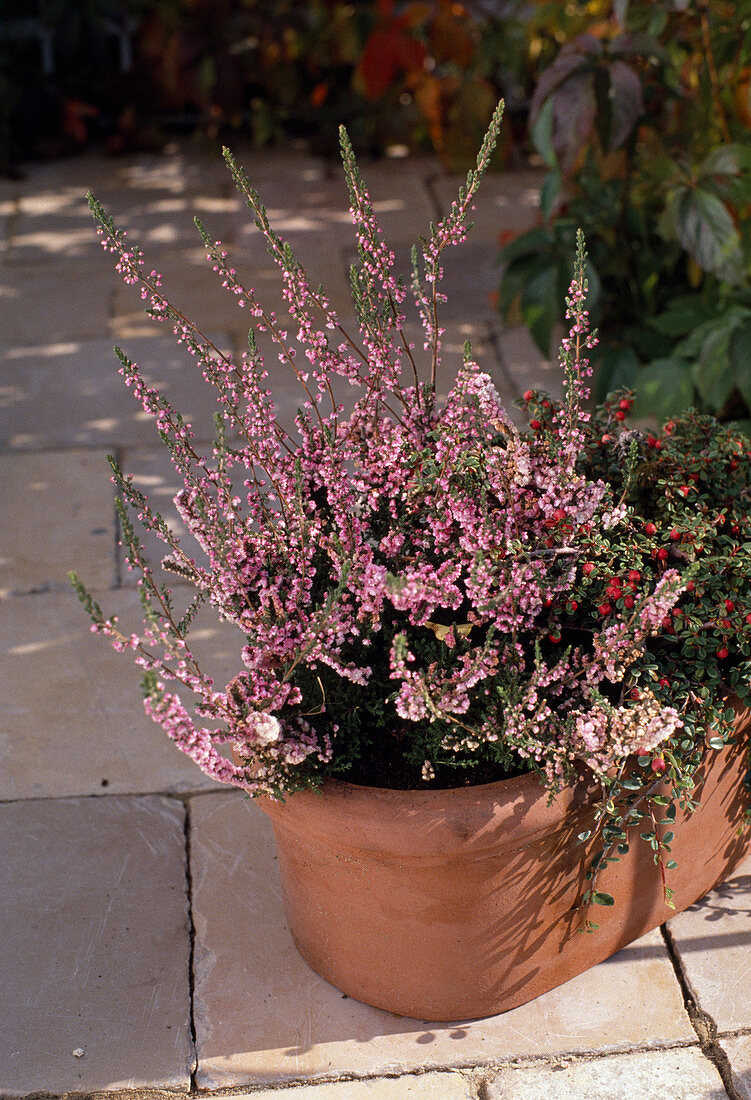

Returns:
255,704,751,1021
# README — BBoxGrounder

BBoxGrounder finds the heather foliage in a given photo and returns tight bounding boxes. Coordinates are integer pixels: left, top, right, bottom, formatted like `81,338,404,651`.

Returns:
73,103,751,903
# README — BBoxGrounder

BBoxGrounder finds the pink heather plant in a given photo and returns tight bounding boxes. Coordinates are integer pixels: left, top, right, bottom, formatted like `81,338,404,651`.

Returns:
73,102,751,913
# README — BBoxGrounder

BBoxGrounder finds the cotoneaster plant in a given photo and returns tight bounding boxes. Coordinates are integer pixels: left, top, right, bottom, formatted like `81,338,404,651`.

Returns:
71,102,751,921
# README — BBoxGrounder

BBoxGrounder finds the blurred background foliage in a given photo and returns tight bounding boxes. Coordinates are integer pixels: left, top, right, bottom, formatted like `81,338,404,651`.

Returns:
2,0,750,423
0,0,531,168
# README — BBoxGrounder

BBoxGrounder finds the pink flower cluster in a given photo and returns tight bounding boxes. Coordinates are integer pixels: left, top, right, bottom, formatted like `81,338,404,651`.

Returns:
77,107,689,796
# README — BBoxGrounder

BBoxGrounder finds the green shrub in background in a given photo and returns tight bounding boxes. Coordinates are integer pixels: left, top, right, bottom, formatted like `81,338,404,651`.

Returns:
498,0,751,428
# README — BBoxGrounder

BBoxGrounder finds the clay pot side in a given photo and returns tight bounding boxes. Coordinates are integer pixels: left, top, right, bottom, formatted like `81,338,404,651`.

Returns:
256,705,751,1021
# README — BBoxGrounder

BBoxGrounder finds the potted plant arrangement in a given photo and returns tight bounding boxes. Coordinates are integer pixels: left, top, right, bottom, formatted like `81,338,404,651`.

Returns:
72,102,751,1022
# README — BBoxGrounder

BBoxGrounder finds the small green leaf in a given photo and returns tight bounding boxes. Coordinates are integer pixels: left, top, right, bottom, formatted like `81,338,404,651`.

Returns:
693,326,736,410
540,168,562,220
631,359,695,421
730,320,751,409
670,186,745,283
530,97,557,170
521,263,560,356
595,346,640,401
593,891,615,906
498,225,556,267
647,297,718,337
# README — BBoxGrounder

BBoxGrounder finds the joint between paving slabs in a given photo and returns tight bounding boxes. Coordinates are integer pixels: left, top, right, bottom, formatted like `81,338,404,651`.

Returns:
482,321,523,406
111,446,124,588
182,800,199,1090
660,921,742,1099
423,172,445,225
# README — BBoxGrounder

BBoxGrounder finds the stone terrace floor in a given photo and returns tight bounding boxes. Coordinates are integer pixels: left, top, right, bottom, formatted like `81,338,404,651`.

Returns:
2,140,751,1100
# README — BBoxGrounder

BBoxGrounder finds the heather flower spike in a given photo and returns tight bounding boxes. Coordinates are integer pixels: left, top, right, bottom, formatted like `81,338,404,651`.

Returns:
74,104,751,912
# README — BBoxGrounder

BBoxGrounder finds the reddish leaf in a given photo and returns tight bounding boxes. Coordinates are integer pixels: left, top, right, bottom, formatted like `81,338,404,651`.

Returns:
358,24,426,100
530,35,601,123
608,60,643,150
551,70,597,175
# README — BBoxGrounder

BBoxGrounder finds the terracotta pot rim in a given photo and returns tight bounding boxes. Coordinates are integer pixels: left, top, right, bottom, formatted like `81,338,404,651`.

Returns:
259,764,599,858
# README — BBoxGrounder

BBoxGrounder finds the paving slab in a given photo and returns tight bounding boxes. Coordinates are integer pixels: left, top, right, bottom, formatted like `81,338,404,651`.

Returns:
1,794,193,1095
0,448,115,595
482,1047,726,1099
4,186,99,263
668,853,751,1031
190,791,693,1091
718,1034,751,1099
429,168,543,242
2,257,115,343
109,244,356,341
233,1072,475,1099
229,155,437,252
0,588,241,799
0,333,234,452
495,323,562,404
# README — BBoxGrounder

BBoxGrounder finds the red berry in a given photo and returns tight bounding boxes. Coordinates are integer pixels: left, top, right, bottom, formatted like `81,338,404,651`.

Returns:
745,613,751,625
661,616,672,629
717,646,729,660
658,677,670,688
670,528,681,541
651,756,667,775
530,419,541,430
601,433,613,443
523,389,534,402
644,522,657,536
599,602,613,616
725,599,735,612
568,599,579,611
609,576,622,587
624,594,634,609
615,410,626,421
630,687,640,700
606,585,621,599
619,398,631,410
731,459,739,470
582,563,595,576
553,508,567,522
647,436,657,449
542,399,551,409
628,570,641,584
549,631,561,643
686,581,695,592
656,548,669,561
